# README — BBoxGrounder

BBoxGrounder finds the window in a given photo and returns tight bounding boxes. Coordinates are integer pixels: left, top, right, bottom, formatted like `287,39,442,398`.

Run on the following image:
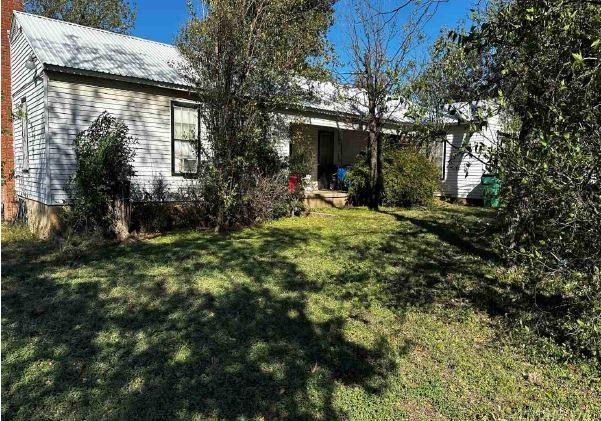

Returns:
20,98,29,171
171,102,200,175
432,139,446,180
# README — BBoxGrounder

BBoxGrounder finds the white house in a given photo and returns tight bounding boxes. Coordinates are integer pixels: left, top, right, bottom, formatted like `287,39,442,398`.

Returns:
8,11,498,234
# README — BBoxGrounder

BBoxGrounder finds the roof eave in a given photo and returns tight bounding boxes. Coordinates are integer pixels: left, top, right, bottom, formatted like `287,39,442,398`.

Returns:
11,12,45,67
43,64,194,92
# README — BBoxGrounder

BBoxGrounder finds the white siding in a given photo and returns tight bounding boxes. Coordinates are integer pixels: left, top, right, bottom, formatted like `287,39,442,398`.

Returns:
42,72,500,204
46,75,203,204
440,119,499,199
45,82,350,205
10,24,48,204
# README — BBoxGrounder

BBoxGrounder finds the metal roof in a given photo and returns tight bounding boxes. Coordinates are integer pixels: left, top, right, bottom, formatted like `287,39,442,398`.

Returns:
12,11,436,124
13,11,190,88
299,79,414,123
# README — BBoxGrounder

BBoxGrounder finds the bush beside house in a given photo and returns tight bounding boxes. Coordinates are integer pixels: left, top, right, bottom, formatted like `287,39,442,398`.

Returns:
66,112,136,238
348,141,440,208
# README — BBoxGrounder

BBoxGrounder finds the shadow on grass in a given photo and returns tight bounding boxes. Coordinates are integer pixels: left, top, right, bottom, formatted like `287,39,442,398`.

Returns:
2,226,400,419
372,209,571,334
379,209,507,312
315,208,511,323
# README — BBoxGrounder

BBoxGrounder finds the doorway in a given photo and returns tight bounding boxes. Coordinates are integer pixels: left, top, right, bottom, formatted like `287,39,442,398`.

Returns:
318,130,335,189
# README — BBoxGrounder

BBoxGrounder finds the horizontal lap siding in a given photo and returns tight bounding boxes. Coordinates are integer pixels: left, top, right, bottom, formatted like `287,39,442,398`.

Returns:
47,78,202,204
440,121,499,199
44,74,501,203
10,27,47,204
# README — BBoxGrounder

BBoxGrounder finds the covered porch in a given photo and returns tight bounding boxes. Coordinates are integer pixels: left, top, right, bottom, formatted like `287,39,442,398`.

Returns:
290,122,369,208
290,122,368,193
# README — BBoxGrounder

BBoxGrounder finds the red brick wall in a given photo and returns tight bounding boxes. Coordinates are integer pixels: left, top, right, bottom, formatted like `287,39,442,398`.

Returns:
1,0,22,220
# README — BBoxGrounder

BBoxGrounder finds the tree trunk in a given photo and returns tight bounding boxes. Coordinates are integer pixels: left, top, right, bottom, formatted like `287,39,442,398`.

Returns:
367,104,382,211
113,196,131,241
214,167,230,233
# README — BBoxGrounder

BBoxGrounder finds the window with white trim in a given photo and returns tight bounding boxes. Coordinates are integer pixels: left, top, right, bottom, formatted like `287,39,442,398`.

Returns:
172,102,199,175
20,98,29,171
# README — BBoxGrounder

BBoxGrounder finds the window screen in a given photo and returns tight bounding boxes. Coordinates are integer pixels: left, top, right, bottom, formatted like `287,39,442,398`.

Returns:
172,103,199,174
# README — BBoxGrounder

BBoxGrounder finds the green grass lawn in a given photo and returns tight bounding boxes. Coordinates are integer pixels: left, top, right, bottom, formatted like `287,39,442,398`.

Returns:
2,203,600,419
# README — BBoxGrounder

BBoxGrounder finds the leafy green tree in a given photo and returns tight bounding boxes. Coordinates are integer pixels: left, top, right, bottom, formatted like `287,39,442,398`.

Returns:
464,0,600,274
177,0,333,231
25,0,136,33
404,12,504,174
422,0,601,356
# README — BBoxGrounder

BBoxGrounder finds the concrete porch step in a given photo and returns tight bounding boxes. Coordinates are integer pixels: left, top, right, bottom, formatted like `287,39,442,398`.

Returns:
304,190,348,208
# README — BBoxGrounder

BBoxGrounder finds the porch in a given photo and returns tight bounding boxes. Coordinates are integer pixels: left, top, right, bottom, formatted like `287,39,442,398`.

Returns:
290,123,368,208
290,124,367,190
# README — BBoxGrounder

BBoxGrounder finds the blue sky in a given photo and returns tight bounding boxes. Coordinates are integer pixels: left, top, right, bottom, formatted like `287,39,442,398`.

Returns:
132,0,476,66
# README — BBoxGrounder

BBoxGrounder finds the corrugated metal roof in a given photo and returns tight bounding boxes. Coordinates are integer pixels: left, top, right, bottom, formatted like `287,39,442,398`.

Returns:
300,79,413,123
13,11,429,123
14,11,190,88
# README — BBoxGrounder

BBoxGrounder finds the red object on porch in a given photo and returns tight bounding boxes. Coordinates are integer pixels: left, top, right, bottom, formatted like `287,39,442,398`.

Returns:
288,175,299,192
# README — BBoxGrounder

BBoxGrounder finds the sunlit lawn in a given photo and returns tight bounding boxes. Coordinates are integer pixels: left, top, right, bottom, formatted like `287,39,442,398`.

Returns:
2,203,599,419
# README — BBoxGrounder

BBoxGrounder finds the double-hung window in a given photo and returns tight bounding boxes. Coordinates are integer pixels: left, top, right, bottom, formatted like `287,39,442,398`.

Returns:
171,102,199,175
20,98,29,171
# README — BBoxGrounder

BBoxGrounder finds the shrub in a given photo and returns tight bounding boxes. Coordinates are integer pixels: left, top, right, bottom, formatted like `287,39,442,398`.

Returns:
346,153,371,206
243,172,302,222
130,175,175,233
67,112,136,237
383,148,439,207
197,165,299,229
131,172,225,233
132,168,301,234
347,142,439,207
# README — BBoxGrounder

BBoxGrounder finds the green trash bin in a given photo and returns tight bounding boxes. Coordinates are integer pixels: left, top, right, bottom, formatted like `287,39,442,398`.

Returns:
481,174,500,208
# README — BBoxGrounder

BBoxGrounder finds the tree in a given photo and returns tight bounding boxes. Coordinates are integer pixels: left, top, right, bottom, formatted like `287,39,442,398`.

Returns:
404,29,497,177
177,0,333,231
462,0,601,275
25,0,136,33
340,0,445,210
430,0,601,355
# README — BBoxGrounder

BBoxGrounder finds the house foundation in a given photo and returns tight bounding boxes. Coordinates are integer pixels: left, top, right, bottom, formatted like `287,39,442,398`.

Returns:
19,198,62,238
